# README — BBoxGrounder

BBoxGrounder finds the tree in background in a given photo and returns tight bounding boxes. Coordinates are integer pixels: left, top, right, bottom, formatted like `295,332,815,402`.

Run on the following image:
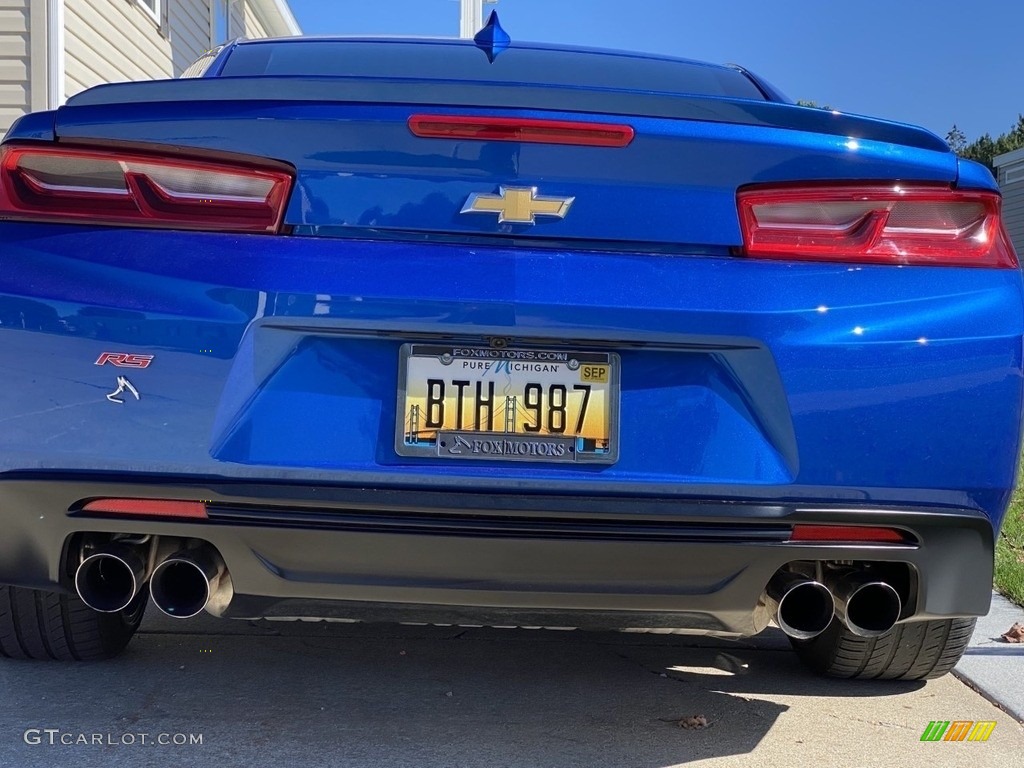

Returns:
948,115,1024,171
945,125,967,155
796,99,834,111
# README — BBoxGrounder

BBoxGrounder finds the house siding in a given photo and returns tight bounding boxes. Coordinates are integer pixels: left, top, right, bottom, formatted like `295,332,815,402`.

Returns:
996,150,1024,263
1002,176,1024,263
170,0,213,68
228,0,243,38
0,0,293,137
0,0,31,135
243,0,269,37
65,0,213,100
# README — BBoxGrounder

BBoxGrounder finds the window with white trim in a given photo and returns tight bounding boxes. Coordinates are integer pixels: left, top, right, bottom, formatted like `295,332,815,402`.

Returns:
136,0,160,24
1006,164,1024,185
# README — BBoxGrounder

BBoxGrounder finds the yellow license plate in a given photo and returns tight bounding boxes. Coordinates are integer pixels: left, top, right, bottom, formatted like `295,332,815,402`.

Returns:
395,345,619,463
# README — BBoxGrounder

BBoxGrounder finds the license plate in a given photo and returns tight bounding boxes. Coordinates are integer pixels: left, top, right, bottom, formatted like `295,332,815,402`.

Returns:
395,344,619,463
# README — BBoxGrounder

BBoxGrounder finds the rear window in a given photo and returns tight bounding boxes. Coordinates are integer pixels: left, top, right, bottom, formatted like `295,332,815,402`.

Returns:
218,40,766,101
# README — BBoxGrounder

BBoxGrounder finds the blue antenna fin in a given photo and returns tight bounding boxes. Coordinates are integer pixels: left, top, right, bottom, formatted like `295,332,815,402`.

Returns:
473,11,510,63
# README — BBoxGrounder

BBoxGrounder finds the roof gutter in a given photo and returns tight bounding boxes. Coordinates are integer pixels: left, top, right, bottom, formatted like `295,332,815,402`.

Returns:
993,147,1024,170
46,0,65,108
251,0,301,37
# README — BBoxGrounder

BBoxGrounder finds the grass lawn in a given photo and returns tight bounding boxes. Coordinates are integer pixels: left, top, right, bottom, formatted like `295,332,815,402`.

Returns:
995,457,1024,606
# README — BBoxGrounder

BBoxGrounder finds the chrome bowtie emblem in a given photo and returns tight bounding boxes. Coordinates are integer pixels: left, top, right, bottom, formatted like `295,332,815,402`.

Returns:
461,186,575,225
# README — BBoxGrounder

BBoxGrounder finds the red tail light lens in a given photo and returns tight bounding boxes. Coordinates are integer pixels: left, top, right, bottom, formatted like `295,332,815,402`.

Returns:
0,145,293,233
408,115,635,147
737,185,1018,268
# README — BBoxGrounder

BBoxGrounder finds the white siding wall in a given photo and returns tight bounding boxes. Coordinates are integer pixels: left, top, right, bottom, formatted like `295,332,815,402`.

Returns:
0,1,291,137
228,0,243,38
65,0,213,100
170,0,213,71
243,0,269,37
0,0,30,134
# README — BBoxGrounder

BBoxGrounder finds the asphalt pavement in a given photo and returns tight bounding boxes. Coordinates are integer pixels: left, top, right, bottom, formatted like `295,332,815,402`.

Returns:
1,603,1022,768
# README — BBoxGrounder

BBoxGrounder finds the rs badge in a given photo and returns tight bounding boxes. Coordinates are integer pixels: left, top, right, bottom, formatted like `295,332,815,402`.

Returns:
95,352,154,369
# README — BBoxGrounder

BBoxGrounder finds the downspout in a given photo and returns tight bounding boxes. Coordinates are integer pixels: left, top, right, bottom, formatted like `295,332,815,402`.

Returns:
210,0,235,46
460,0,497,39
459,0,481,39
45,0,65,109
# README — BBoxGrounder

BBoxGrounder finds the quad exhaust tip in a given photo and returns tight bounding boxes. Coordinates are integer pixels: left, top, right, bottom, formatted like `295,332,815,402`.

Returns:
75,544,147,613
149,546,229,619
765,573,835,641
830,574,902,638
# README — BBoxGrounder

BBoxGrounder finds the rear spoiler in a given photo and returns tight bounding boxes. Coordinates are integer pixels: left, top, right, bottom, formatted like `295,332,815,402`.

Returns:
61,76,950,153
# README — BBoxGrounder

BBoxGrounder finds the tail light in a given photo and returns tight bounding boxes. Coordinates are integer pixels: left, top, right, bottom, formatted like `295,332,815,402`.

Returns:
737,184,1018,268
408,115,635,147
0,144,293,233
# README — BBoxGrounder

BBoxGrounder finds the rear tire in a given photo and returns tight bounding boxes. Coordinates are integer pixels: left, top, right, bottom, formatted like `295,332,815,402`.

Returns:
790,616,976,680
0,584,146,661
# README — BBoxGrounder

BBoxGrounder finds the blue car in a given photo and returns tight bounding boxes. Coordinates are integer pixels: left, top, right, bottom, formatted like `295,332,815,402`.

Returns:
0,20,1020,680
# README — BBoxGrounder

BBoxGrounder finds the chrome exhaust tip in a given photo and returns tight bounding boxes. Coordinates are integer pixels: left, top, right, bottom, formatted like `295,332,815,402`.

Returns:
765,572,835,640
75,543,147,613
829,572,902,638
150,547,229,619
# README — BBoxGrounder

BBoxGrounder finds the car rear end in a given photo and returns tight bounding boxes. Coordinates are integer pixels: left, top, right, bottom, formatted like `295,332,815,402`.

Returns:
0,37,1020,678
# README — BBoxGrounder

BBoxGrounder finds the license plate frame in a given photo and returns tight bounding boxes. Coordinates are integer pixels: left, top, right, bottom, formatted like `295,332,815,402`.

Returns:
395,344,619,464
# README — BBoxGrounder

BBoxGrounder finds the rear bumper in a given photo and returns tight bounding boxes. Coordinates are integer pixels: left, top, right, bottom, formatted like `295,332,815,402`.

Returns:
0,476,995,636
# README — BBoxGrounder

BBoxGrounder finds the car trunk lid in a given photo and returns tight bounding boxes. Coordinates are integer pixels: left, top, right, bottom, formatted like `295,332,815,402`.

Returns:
49,63,957,249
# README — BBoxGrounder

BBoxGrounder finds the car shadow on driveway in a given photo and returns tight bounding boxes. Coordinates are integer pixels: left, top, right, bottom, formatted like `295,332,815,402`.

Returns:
0,613,938,768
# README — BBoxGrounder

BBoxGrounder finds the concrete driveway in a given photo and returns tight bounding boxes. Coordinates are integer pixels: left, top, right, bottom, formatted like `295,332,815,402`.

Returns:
1,611,1020,768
